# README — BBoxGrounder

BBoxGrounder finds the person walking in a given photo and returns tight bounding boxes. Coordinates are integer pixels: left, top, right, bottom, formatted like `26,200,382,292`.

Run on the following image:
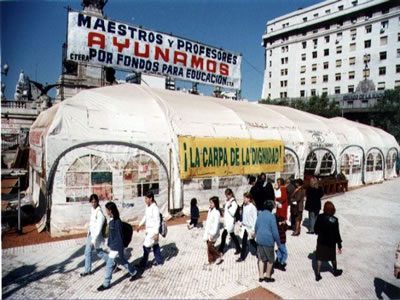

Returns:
218,188,241,255
255,200,281,283
237,192,257,262
249,176,262,212
275,178,288,221
305,177,324,234
285,178,296,230
188,198,200,229
204,196,223,265
274,215,289,271
314,201,343,281
80,194,106,277
290,179,306,236
137,191,163,269
97,202,138,291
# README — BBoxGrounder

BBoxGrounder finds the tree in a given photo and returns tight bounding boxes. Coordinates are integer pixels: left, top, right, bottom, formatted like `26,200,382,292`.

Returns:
371,88,400,142
259,95,341,118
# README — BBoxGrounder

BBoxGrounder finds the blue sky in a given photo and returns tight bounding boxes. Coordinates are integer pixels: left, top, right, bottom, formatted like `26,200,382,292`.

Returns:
1,0,321,101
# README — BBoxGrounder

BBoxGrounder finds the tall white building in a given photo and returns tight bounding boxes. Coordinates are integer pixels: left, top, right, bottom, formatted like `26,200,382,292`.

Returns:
261,0,400,107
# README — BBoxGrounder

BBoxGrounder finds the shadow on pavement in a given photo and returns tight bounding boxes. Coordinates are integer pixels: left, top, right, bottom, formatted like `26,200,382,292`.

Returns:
2,245,85,299
307,252,334,275
374,277,400,299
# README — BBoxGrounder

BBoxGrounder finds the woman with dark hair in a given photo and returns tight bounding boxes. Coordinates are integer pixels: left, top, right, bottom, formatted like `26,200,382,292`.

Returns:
290,179,305,236
218,188,241,255
204,196,223,265
97,202,137,291
137,191,163,269
80,194,105,277
305,177,324,234
275,178,288,221
314,201,343,281
237,192,258,262
187,198,199,230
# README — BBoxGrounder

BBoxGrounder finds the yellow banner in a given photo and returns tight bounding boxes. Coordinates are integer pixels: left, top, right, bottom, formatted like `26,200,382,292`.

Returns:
178,136,284,179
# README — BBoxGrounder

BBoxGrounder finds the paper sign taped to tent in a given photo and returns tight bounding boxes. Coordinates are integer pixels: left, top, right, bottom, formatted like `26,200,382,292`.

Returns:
179,136,284,179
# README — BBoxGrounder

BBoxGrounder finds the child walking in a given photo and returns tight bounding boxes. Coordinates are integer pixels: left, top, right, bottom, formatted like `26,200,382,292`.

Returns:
188,198,200,229
237,192,257,262
274,215,289,271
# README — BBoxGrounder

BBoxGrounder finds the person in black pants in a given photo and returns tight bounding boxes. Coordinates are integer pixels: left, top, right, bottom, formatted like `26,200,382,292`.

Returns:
218,188,241,255
188,198,199,229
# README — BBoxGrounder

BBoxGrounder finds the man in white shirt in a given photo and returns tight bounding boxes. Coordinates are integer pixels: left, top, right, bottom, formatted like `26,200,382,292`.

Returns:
136,191,163,269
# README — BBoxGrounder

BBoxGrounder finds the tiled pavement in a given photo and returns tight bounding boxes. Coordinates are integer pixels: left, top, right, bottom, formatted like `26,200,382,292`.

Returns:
2,178,400,299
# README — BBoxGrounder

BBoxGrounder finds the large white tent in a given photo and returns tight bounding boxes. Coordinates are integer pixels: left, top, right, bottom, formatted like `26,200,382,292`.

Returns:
28,84,399,236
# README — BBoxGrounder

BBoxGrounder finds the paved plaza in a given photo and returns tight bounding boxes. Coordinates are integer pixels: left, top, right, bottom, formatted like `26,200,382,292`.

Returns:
2,178,400,299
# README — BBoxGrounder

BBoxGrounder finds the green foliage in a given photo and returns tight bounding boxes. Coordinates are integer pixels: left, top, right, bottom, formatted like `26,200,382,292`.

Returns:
371,88,400,142
259,95,341,118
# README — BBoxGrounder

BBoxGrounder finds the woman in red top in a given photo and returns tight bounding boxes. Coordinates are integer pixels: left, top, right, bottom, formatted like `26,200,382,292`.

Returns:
275,178,288,221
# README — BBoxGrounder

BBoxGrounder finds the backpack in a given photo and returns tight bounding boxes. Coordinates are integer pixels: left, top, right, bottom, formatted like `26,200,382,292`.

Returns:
159,213,168,238
234,203,241,222
101,219,109,238
121,222,133,247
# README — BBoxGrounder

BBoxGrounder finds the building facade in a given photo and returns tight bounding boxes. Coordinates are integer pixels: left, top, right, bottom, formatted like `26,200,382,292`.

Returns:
261,0,400,109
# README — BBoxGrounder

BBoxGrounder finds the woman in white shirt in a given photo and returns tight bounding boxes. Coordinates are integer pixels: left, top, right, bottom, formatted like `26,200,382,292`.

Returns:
218,188,241,255
137,191,163,269
237,192,258,262
80,194,105,277
204,196,223,265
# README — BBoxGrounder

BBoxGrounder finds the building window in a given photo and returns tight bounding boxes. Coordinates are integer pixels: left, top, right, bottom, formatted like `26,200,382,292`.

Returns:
325,9,331,14
280,92,288,98
349,71,355,79
349,57,356,65
325,36,330,43
350,43,356,51
312,64,317,71
382,8,389,14
352,0,358,6
365,25,372,33
397,49,400,58
311,76,317,84
324,49,329,56
381,20,389,31
380,36,387,45
336,46,342,54
336,59,342,68
377,82,385,91
363,68,370,78
311,89,316,96
313,39,318,47
300,90,305,97
335,73,341,81
301,78,305,85
302,41,307,49
314,13,319,17
280,80,288,87
395,80,400,88
398,33,400,42
301,53,306,61
323,75,328,82
303,17,308,22
270,60,272,67
322,88,328,96
379,67,386,75
269,72,272,78
396,64,400,73
338,5,343,11
323,62,329,69
301,65,306,73
269,82,271,89
364,40,371,48
350,28,357,40
348,85,354,93
325,24,330,30
312,51,317,58
335,86,341,94
281,69,288,76
379,51,387,60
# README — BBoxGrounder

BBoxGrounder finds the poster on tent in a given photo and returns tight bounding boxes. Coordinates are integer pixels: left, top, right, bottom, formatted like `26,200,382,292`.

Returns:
178,136,284,179
67,11,242,89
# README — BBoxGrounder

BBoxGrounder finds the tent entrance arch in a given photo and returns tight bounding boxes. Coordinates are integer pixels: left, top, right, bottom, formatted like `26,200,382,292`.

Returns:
339,145,365,186
304,148,337,177
45,141,170,235
385,147,399,179
282,147,300,180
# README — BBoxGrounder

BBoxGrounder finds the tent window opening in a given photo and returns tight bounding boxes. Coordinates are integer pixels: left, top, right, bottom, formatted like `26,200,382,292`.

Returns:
366,154,374,172
386,154,393,170
65,154,113,202
305,152,318,175
340,154,350,175
282,153,296,179
123,154,159,199
320,153,334,175
375,154,383,171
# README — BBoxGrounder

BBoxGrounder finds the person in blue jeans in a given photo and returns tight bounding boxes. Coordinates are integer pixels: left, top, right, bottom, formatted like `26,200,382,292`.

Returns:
274,215,289,271
97,202,138,291
80,194,105,277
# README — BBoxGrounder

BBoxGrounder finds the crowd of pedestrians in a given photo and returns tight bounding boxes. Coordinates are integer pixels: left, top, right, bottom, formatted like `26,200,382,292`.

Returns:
79,174,344,291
